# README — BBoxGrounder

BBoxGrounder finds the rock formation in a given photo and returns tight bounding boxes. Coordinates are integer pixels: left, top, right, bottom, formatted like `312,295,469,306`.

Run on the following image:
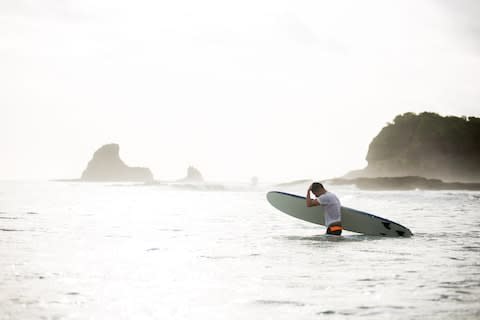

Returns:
177,166,204,183
345,112,480,182
329,176,480,191
81,144,153,182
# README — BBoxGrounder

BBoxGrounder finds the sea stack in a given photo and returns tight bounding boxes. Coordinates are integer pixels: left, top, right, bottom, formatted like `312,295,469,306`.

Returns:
177,166,204,183
81,144,153,182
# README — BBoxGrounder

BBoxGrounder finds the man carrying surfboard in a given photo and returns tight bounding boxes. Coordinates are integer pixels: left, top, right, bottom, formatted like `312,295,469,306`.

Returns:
306,182,343,235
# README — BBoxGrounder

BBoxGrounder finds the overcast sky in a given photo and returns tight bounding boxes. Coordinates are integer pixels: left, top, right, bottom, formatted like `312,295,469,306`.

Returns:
1,0,479,182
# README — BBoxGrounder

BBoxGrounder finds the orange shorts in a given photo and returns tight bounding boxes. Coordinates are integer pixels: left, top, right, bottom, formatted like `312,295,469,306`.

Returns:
327,225,343,235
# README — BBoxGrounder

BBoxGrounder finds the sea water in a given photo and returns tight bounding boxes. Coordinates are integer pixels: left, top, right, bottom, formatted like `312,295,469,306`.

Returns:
0,181,479,320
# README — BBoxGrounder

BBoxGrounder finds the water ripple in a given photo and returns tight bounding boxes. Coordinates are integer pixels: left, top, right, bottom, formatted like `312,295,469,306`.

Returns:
255,299,306,307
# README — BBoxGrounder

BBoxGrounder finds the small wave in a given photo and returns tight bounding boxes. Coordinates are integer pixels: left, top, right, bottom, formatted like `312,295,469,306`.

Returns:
0,228,24,232
455,290,473,295
255,299,306,307
157,228,182,232
357,278,375,282
385,305,408,310
358,306,374,310
414,232,449,239
462,246,480,252
26,211,40,215
431,294,464,302
283,234,386,243
104,234,131,238
200,255,236,260
283,235,344,242
317,310,336,315
448,256,465,261
440,279,480,290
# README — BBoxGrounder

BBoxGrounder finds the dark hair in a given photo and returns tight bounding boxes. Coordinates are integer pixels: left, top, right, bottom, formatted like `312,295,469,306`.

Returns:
311,182,324,192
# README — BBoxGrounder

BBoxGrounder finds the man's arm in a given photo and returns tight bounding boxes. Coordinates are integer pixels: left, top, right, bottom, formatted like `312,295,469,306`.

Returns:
306,186,320,207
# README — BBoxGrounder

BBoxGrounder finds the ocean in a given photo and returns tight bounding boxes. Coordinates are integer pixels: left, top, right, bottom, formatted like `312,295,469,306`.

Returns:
1,181,479,319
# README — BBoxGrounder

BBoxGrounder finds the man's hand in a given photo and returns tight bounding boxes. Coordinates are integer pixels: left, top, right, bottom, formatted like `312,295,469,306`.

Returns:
306,183,320,207
306,184,317,207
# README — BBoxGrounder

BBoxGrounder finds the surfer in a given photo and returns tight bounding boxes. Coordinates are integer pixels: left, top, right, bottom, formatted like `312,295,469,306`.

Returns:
306,182,343,235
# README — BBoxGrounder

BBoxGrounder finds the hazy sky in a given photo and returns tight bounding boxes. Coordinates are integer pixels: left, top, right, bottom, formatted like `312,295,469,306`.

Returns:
2,0,479,182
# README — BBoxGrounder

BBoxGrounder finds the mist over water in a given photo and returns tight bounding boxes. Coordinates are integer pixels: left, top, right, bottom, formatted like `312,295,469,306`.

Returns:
1,181,479,319
2,0,480,182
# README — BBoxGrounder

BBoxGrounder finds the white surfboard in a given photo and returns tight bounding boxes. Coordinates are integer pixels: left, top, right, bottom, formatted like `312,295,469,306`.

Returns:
267,191,413,237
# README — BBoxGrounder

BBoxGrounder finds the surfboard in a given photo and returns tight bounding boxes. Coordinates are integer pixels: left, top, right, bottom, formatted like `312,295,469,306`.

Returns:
267,191,413,237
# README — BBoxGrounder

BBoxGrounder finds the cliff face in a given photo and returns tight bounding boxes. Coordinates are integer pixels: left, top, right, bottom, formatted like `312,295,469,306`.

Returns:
346,112,480,182
81,144,153,182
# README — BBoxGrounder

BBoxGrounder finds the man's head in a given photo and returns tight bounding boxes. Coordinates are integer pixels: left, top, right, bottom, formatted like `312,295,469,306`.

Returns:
310,182,326,197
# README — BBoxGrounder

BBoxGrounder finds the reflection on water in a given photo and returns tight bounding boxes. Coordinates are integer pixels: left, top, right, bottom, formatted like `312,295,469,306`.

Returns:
0,181,479,319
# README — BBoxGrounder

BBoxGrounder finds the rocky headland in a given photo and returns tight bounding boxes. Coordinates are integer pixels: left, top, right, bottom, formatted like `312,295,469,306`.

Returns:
329,176,480,191
81,144,153,182
345,112,480,183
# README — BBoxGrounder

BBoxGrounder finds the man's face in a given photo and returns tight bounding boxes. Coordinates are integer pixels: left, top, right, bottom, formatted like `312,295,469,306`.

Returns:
312,189,321,197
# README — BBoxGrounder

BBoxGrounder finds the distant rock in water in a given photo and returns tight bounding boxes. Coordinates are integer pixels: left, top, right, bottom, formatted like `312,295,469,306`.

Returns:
345,112,480,182
177,166,204,183
81,144,153,182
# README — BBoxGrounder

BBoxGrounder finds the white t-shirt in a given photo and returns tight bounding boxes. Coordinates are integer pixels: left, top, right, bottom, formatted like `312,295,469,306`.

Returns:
317,191,341,226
